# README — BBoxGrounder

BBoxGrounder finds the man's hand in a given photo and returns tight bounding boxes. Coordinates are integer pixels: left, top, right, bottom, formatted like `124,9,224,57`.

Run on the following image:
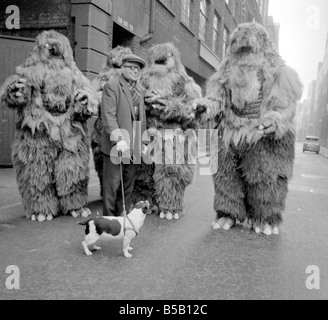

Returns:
116,140,130,153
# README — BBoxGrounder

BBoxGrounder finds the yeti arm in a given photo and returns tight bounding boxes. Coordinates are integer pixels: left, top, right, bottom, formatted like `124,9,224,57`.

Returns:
73,73,99,119
259,65,303,139
191,71,225,125
147,97,195,123
0,75,31,109
182,76,202,101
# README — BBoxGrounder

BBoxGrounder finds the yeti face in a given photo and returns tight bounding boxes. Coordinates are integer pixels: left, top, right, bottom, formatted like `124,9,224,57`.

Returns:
229,22,271,56
147,43,182,76
34,30,74,67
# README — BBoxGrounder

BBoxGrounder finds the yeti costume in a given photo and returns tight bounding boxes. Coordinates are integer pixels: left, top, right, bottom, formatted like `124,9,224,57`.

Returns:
200,23,302,235
90,46,132,197
135,43,203,220
0,30,98,222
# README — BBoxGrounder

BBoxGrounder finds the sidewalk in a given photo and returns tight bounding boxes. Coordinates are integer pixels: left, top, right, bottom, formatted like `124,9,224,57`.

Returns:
320,145,328,159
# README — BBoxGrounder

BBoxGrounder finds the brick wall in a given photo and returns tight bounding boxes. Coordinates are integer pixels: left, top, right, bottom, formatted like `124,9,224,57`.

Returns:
0,0,73,44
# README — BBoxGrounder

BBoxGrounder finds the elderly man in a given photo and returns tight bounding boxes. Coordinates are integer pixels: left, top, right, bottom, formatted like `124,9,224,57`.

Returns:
101,53,146,216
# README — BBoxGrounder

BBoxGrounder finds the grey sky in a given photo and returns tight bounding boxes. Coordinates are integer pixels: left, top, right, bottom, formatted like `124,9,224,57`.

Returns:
268,0,328,100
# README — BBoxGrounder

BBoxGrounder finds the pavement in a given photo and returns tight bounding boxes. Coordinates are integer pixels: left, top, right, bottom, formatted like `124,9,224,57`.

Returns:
1,144,328,223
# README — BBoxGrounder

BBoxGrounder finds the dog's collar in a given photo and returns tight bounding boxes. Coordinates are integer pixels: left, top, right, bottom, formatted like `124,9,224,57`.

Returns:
124,215,138,236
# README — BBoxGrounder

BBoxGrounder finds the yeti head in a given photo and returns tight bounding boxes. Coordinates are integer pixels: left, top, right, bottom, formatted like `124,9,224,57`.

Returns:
146,42,183,76
229,22,274,56
24,30,74,68
105,46,133,70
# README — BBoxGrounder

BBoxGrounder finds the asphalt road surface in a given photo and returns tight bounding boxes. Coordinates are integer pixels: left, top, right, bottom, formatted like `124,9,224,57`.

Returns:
0,143,327,300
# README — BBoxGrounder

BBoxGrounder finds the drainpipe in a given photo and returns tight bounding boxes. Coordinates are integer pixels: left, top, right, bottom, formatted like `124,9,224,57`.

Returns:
140,0,155,44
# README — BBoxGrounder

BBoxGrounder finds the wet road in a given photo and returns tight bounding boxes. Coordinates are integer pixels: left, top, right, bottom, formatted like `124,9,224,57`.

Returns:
0,143,327,300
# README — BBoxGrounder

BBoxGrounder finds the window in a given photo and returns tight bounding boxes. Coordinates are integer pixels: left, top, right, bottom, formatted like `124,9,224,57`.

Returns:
223,26,230,56
181,0,194,28
199,0,209,42
212,12,221,56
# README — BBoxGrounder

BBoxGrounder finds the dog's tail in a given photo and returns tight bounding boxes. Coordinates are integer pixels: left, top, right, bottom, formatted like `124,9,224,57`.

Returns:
77,218,93,226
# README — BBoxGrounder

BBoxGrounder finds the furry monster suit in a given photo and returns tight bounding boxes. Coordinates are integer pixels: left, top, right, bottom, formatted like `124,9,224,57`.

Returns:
198,23,302,235
90,46,132,197
0,30,98,222
135,43,203,220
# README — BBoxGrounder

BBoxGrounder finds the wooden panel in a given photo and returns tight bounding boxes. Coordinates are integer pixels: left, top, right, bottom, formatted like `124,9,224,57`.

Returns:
0,36,35,166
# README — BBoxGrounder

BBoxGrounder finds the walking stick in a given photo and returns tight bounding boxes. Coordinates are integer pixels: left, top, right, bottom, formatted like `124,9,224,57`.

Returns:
118,151,127,233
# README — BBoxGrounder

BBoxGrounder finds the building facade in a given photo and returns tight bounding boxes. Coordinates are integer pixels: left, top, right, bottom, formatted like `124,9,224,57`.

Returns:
296,34,328,147
0,0,270,165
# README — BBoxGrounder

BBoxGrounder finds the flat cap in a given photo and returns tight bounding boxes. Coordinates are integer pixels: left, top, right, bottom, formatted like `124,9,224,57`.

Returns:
122,54,146,69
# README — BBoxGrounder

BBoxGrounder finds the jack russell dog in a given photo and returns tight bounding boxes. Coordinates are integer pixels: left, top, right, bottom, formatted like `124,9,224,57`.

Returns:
78,201,150,258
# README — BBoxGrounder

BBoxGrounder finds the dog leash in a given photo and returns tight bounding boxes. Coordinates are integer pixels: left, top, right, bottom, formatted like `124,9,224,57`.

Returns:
119,151,138,236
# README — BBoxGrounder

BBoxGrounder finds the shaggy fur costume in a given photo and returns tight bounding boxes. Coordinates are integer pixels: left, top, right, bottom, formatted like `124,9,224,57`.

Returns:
90,46,132,197
198,23,303,235
0,30,98,222
133,43,203,220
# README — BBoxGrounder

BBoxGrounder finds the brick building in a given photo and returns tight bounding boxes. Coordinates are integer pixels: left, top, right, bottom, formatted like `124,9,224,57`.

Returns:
0,0,270,165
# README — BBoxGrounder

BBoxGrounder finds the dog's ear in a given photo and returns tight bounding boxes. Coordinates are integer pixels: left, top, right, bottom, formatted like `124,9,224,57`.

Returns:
142,206,151,214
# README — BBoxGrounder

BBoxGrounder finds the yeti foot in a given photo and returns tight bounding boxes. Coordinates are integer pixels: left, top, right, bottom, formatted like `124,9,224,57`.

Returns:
254,224,279,236
70,207,91,218
93,245,102,251
31,215,36,221
212,217,235,231
159,212,166,219
46,214,54,221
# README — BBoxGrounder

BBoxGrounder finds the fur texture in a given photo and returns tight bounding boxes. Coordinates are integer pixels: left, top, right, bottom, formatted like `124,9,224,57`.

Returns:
90,46,133,197
0,30,98,222
203,23,303,233
133,43,202,219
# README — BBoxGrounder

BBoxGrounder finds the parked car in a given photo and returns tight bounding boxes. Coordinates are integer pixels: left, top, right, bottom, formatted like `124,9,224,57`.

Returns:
303,136,320,154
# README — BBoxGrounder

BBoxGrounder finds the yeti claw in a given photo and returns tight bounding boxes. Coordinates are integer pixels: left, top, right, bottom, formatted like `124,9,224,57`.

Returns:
212,217,235,231
81,208,92,218
71,207,91,218
71,210,79,218
165,212,173,220
173,213,180,220
253,224,279,236
37,214,46,223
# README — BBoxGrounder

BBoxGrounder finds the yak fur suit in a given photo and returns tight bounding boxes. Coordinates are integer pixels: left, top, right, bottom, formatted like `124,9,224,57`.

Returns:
0,30,98,222
134,43,203,220
90,46,133,197
197,23,303,235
